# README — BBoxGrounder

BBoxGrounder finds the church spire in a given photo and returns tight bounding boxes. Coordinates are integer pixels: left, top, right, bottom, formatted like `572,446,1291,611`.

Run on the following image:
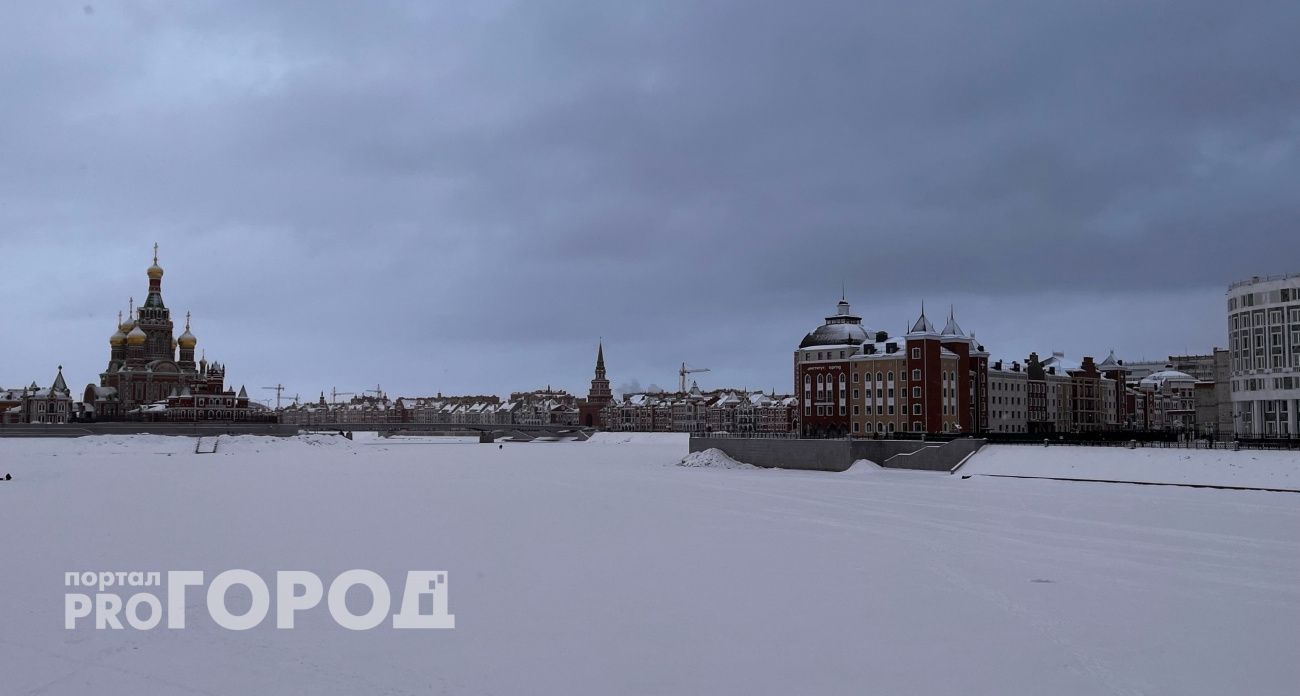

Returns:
144,243,167,309
595,340,606,378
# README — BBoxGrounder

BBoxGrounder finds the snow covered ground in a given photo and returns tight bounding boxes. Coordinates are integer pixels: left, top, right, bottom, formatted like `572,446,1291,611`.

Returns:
1,434,1298,695
965,444,1300,490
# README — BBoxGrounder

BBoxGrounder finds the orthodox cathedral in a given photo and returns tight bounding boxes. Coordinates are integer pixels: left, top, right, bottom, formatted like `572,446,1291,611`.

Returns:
83,246,268,422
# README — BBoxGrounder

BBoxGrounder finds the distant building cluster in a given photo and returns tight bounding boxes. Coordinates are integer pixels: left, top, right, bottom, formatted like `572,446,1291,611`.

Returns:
791,295,1248,438
600,386,797,434
279,388,585,427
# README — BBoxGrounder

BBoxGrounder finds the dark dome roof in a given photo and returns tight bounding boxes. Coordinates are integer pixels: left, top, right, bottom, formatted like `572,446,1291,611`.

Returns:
800,322,869,348
798,299,873,348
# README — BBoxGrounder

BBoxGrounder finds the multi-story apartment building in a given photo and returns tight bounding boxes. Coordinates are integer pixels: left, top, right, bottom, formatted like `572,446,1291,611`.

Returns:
988,360,1029,433
1196,348,1233,438
847,309,976,436
795,298,988,437
1227,273,1300,436
1024,352,1073,434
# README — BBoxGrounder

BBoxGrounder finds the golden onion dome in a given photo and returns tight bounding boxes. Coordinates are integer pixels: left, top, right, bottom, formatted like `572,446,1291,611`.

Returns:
127,325,148,345
178,328,197,348
110,329,127,346
147,243,164,279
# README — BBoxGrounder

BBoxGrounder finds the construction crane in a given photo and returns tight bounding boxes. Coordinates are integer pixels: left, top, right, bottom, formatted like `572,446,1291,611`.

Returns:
330,387,355,405
365,384,385,401
679,363,710,393
262,384,289,410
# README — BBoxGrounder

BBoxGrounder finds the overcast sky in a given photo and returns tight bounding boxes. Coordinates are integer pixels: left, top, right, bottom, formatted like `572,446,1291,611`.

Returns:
2,1,1297,404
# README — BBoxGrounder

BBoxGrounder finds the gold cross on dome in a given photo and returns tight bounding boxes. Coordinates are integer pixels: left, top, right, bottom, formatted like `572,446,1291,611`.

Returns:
153,242,159,264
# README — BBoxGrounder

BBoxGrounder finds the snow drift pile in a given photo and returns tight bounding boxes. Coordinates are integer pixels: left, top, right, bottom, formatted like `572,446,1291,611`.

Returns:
678,448,760,469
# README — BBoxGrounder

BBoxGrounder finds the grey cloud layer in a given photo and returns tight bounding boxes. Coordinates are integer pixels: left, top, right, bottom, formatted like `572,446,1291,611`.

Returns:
1,1,1295,398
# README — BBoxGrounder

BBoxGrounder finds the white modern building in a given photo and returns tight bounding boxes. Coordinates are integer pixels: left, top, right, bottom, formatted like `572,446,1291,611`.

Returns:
1227,273,1300,436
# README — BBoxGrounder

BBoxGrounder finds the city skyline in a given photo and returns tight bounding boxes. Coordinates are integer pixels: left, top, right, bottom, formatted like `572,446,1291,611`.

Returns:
0,241,1248,403
4,2,1299,397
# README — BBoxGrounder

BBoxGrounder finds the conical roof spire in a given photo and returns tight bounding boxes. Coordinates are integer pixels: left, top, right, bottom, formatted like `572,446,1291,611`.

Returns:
910,301,937,334
52,366,68,394
941,305,965,336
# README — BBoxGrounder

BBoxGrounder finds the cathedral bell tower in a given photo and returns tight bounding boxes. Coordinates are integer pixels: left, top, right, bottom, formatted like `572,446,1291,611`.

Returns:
137,243,177,361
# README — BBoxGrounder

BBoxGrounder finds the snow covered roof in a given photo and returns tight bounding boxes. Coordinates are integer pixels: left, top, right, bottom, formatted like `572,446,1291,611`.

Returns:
1040,352,1079,373
1096,350,1128,373
1139,370,1196,388
909,307,937,335
941,307,964,337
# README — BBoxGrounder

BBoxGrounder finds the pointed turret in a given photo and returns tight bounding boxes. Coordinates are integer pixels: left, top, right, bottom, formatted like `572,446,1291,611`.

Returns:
51,366,68,394
909,302,937,335
941,305,965,337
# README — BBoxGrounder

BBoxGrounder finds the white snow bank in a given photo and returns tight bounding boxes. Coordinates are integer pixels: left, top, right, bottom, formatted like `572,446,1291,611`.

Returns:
370,434,481,445
678,448,760,469
963,445,1300,490
0,433,356,459
212,433,354,454
587,432,689,445
847,458,884,471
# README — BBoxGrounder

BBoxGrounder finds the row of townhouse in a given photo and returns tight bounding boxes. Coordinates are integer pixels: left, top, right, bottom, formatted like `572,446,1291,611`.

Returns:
795,297,1235,438
278,389,584,428
601,384,797,434
986,351,1212,435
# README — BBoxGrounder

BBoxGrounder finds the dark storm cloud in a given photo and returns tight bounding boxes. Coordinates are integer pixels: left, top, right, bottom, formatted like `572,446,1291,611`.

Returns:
1,1,1296,400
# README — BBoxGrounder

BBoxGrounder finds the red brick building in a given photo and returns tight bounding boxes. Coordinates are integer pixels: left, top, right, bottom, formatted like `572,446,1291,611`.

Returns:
579,342,612,427
795,298,990,437
794,298,873,437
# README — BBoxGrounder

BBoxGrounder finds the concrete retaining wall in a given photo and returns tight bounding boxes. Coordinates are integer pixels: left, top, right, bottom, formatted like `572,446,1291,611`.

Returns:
688,438,855,471
690,437,987,473
857,438,987,472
